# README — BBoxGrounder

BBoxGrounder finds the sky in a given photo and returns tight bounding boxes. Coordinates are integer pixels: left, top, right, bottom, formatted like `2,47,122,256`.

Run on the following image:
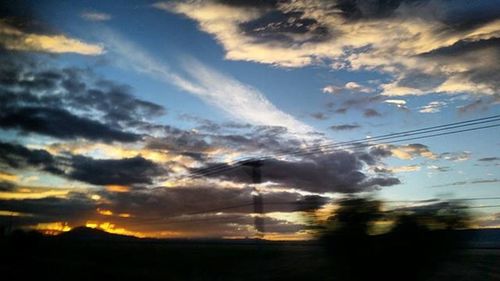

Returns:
0,0,499,239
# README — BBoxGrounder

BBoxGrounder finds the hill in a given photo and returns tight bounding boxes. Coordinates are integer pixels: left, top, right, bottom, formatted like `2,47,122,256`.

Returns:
57,226,138,241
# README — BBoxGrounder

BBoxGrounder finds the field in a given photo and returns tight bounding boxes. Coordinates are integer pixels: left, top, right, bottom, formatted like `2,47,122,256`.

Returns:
2,237,499,281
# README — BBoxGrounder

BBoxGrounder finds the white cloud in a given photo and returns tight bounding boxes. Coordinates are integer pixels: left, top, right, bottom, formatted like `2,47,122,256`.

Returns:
322,82,372,95
419,101,447,113
345,82,372,93
98,29,314,136
322,85,340,94
384,99,407,109
0,22,104,55
156,0,500,97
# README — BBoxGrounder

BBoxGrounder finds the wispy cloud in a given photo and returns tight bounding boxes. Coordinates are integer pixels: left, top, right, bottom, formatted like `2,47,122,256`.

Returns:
81,11,112,22
99,29,314,135
419,101,447,113
432,178,500,188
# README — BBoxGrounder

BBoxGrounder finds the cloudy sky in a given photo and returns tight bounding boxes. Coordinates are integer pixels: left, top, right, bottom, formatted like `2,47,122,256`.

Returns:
0,0,499,239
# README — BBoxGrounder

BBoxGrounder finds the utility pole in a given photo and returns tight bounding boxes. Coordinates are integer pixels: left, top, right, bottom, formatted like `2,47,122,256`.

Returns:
244,160,264,238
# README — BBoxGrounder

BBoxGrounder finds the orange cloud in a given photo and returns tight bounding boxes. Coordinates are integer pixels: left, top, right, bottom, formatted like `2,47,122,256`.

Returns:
0,171,17,182
35,222,72,235
0,21,104,55
105,185,130,193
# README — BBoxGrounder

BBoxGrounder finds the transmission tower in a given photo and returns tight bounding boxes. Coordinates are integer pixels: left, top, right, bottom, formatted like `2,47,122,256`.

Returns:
244,160,264,237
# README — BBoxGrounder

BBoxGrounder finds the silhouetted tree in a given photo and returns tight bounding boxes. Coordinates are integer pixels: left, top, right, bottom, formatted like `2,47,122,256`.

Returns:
307,197,470,281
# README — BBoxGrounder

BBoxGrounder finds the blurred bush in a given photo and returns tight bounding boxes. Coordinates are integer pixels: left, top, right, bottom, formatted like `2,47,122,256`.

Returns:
306,197,470,281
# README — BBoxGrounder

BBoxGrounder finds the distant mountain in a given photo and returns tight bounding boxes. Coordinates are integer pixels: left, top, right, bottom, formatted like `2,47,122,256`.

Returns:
57,226,138,241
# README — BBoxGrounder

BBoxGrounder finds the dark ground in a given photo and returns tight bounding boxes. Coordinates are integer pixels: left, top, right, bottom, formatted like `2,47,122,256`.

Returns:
1,233,499,281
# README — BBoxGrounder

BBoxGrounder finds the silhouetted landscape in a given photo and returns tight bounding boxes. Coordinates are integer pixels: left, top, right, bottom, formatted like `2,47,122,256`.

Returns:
2,228,500,281
2,198,500,281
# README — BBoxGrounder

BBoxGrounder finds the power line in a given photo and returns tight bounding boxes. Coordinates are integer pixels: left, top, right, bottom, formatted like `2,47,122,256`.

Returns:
189,114,500,177
273,115,500,159
189,115,500,178
190,122,500,179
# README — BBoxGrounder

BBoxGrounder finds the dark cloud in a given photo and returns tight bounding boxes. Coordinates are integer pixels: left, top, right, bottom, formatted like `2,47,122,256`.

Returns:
470,179,500,184
294,195,330,212
0,142,62,174
325,94,385,116
325,101,335,110
146,123,304,163
364,108,382,117
0,142,165,186
240,9,330,44
310,112,329,120
441,2,500,31
177,114,254,133
343,95,384,108
215,0,278,8
0,192,95,226
396,71,447,91
431,181,467,188
0,0,54,34
458,95,500,114
0,180,15,191
0,53,165,142
146,130,212,155
431,178,500,187
356,146,392,165
335,108,348,114
220,0,330,44
478,157,500,162
194,151,400,193
333,0,500,33
334,0,430,20
330,123,361,131
69,156,165,186
0,106,141,143
420,37,500,58
369,146,393,158
99,186,318,218
75,79,165,126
